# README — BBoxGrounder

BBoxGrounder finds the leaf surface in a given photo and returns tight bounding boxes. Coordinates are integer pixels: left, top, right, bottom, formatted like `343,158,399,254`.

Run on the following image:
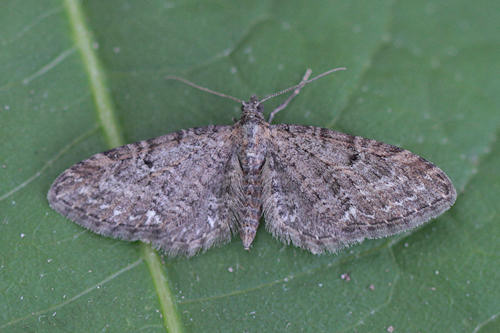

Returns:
1,0,499,332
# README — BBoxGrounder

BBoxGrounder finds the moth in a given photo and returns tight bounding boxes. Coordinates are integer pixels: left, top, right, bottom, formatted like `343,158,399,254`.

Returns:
48,68,456,257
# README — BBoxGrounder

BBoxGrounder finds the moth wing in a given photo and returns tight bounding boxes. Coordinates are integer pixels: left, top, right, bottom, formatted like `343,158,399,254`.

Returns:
262,124,456,254
48,125,240,256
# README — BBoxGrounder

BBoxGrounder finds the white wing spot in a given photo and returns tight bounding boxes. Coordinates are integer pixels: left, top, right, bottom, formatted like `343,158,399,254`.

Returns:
207,216,215,228
145,210,157,225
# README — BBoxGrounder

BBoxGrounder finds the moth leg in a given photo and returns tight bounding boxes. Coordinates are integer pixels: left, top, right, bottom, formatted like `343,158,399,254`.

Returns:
268,69,313,123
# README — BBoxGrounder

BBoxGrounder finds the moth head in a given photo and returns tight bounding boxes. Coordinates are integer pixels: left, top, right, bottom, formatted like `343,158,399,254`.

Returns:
241,95,264,117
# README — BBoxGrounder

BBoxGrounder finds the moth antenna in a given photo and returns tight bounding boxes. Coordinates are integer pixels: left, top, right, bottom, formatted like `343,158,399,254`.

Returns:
166,75,243,104
260,67,347,104
268,69,312,122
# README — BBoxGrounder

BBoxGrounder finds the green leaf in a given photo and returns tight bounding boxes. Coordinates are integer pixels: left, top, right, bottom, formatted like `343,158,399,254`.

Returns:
1,0,499,332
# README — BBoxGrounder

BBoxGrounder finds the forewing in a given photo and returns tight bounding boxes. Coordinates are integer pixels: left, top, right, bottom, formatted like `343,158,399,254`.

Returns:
48,125,238,256
263,124,456,254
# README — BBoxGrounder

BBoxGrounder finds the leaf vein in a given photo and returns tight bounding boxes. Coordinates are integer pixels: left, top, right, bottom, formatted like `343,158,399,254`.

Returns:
0,124,98,202
0,259,142,329
22,47,77,85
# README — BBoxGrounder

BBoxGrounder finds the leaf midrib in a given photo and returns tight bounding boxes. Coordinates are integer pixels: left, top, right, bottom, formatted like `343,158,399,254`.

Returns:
62,1,183,332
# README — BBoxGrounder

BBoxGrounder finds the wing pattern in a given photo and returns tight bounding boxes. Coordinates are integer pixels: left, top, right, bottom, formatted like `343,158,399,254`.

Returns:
48,125,240,256
262,124,456,254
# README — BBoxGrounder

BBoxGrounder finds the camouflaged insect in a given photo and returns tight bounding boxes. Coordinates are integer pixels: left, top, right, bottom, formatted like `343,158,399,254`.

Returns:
48,68,456,257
